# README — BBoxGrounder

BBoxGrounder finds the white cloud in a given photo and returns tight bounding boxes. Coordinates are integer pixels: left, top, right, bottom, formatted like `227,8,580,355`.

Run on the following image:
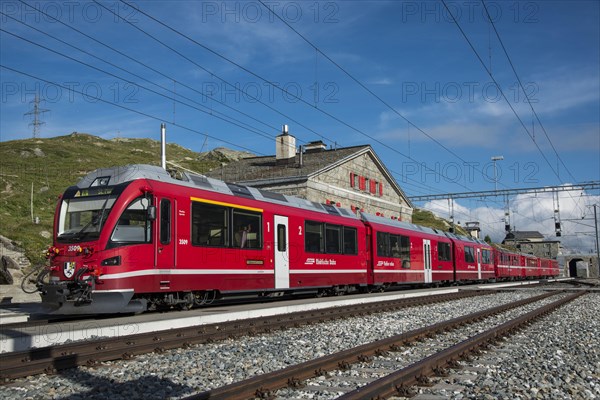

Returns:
369,77,394,85
423,188,599,254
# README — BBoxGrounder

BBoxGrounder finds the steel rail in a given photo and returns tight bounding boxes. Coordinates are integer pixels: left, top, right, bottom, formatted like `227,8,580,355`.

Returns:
0,291,482,381
184,291,559,400
339,291,586,399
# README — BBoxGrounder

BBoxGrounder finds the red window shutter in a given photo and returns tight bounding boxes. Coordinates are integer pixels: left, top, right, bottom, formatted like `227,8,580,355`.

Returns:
350,173,355,188
379,182,384,196
369,180,376,194
359,176,366,191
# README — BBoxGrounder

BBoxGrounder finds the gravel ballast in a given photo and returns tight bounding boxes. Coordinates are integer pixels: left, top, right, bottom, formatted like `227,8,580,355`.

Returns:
1,290,596,400
414,292,600,400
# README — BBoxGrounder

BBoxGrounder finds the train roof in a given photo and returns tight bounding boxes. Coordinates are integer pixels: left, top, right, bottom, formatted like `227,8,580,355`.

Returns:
360,213,449,239
445,231,492,247
75,164,361,221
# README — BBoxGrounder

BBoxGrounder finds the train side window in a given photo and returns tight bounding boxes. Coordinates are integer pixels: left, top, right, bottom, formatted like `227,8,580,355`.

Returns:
277,224,286,252
482,249,491,264
305,221,324,253
438,242,452,261
376,232,390,257
110,197,152,245
395,234,411,262
325,224,342,254
160,199,171,245
233,210,262,249
191,202,228,247
343,227,358,255
464,246,475,263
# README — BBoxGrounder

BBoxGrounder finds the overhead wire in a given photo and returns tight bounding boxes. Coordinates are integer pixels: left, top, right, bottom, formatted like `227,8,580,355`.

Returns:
112,0,483,194
252,0,569,235
440,0,565,184
1,65,265,155
0,27,279,144
12,0,330,156
480,0,578,183
1,12,440,197
6,2,585,240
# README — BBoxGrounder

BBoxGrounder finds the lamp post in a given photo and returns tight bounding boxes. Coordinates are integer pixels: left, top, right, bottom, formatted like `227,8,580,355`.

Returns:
491,156,504,191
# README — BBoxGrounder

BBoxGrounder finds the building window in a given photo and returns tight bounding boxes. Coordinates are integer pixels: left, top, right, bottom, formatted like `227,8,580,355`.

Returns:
359,176,366,191
369,180,377,194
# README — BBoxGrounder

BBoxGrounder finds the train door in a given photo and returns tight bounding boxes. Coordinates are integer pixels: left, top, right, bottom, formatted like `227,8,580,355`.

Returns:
476,248,482,280
156,197,176,274
423,239,432,283
274,215,289,289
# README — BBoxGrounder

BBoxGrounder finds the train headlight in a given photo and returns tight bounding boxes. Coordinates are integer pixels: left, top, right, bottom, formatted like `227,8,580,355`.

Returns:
101,256,121,266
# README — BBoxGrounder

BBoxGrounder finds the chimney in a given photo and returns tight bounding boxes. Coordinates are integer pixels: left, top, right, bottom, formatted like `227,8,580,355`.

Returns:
160,123,166,170
276,124,296,164
304,140,327,153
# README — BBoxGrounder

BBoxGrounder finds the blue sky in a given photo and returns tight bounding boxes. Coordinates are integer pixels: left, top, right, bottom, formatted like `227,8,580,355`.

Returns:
1,1,599,252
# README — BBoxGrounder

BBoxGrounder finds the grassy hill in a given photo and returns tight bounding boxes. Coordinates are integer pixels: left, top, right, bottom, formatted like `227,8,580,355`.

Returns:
0,132,226,265
412,208,469,236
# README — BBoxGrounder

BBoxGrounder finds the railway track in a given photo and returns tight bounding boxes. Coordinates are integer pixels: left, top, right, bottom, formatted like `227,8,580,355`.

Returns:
183,290,585,400
0,291,485,381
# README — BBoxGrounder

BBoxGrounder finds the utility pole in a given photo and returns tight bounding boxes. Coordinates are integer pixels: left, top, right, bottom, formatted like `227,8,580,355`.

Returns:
491,155,504,191
594,204,599,266
24,95,50,138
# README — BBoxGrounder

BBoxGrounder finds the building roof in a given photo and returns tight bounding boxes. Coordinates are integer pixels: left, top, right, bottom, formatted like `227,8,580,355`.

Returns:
503,231,546,241
205,144,413,207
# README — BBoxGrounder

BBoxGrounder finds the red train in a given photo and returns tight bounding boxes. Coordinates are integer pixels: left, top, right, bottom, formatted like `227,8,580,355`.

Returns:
36,165,560,314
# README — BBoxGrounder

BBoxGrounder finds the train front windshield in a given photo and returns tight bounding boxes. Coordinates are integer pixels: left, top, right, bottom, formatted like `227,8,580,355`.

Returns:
57,195,118,243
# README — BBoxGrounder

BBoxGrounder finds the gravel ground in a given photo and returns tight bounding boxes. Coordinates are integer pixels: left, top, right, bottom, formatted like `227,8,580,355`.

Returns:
276,292,571,399
0,290,589,400
414,292,600,400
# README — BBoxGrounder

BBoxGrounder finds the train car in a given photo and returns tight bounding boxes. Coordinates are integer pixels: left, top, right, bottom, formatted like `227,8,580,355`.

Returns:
447,233,495,282
38,164,368,314
550,258,560,277
361,214,455,288
539,257,560,278
494,248,526,280
36,163,562,315
523,254,539,278
494,247,511,280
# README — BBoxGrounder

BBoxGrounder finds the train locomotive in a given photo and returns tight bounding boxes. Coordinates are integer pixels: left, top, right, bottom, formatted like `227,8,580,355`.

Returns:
36,164,560,314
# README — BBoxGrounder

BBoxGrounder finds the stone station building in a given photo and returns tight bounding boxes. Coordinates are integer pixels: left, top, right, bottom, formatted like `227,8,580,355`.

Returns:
206,128,413,221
